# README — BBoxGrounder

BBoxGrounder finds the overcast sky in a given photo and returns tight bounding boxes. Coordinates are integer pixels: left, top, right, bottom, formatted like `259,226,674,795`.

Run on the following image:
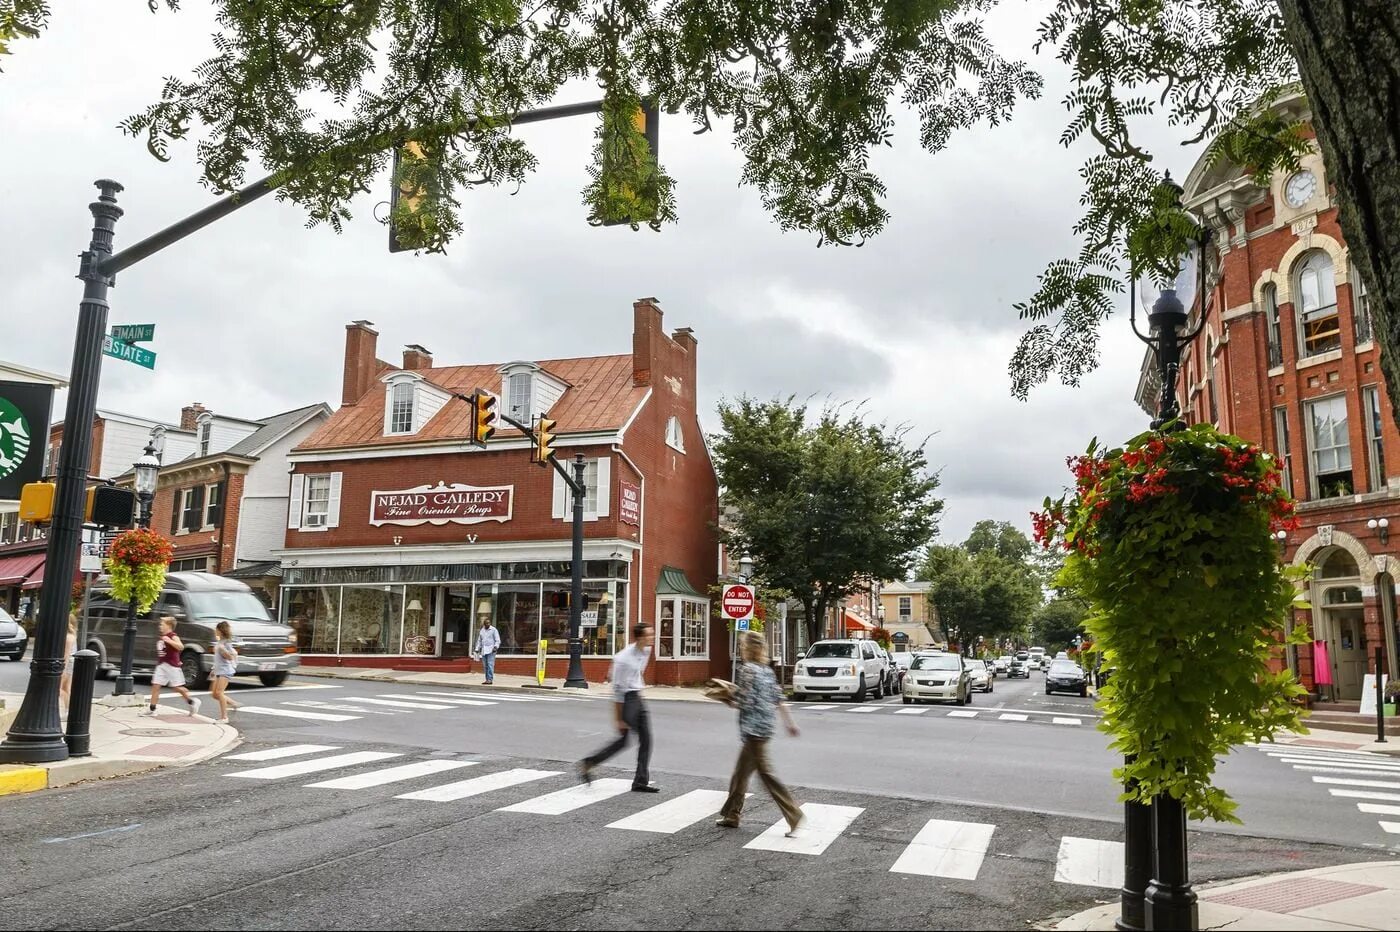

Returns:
0,2,1200,550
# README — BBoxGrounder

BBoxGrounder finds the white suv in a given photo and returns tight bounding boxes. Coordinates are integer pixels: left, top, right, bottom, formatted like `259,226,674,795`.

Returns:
793,639,887,702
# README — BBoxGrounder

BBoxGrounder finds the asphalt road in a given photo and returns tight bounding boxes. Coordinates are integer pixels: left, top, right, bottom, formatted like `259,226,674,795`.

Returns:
3,660,1396,930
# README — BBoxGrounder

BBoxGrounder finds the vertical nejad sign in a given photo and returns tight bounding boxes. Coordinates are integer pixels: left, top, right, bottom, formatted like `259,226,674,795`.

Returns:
0,381,53,501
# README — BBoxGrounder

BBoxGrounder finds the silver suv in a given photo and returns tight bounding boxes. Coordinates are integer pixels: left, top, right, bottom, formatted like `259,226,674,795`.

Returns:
84,572,300,689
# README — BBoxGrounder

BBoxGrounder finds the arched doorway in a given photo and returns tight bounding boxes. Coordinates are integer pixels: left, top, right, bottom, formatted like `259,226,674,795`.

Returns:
1312,548,1368,700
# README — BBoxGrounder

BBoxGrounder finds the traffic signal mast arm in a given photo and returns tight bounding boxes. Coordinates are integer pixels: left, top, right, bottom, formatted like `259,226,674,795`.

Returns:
453,394,583,495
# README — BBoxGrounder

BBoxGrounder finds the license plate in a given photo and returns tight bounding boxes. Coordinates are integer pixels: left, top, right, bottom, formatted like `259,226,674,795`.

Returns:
258,662,281,672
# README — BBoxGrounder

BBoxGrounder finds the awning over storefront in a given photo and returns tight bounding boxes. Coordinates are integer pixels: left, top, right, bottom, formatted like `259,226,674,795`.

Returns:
656,565,703,597
844,611,873,633
224,561,282,580
21,561,45,591
0,553,44,587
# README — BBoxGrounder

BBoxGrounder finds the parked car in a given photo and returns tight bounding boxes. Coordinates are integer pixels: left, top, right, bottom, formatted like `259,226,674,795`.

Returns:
902,652,971,705
1045,658,1090,697
890,652,916,691
993,655,1011,674
792,638,887,702
1007,656,1030,678
83,572,300,689
872,642,898,695
983,658,997,679
0,606,27,661
964,656,994,693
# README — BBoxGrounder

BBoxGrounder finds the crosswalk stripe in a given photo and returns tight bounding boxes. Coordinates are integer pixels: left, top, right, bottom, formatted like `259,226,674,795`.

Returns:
607,789,731,834
1312,775,1400,790
999,713,1029,722
744,803,863,856
345,697,456,710
377,693,494,707
1329,789,1400,802
799,705,836,711
848,707,880,714
230,751,402,780
425,691,565,703
237,707,361,722
1288,764,1400,777
1261,746,1389,760
1054,837,1125,888
306,759,478,790
947,710,978,718
893,708,928,715
1053,717,1083,726
1272,753,1400,768
395,768,559,802
890,819,995,880
1357,803,1400,816
224,744,341,762
1381,822,1400,835
498,778,634,814
284,700,396,715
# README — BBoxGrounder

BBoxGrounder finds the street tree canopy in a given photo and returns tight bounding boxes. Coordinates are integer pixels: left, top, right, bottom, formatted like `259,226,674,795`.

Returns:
919,526,1041,653
712,397,942,647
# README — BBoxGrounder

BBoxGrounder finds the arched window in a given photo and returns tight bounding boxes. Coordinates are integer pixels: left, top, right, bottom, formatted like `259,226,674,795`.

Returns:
1319,548,1359,579
507,371,532,422
1264,284,1283,367
1206,338,1220,426
197,412,214,457
1296,251,1340,357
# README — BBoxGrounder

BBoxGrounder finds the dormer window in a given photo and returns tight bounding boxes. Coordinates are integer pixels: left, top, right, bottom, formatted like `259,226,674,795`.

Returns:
381,370,450,437
390,381,415,434
665,416,685,452
507,371,532,423
498,360,568,424
197,413,213,457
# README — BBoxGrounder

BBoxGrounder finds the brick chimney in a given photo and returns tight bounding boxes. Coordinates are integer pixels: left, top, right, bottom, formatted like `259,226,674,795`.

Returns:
180,403,206,431
632,298,664,387
671,326,698,392
403,344,434,371
343,320,379,405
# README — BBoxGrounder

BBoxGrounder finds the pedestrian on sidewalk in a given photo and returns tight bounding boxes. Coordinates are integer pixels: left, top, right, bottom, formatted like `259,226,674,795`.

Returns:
717,631,804,836
59,614,77,713
578,623,660,793
210,620,241,723
474,617,501,685
141,616,200,717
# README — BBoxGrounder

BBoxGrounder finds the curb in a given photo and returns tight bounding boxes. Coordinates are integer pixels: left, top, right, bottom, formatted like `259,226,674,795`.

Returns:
294,667,714,703
0,766,47,796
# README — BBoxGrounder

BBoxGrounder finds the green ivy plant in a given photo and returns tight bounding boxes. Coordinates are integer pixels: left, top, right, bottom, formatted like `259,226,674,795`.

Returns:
1034,423,1309,822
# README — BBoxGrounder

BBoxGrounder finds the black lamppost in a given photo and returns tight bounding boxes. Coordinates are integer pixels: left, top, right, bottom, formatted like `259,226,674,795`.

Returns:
733,554,755,683
114,442,160,697
1124,174,1207,932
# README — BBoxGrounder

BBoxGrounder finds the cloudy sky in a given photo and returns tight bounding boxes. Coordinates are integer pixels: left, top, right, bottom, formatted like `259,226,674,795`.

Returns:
0,2,1200,546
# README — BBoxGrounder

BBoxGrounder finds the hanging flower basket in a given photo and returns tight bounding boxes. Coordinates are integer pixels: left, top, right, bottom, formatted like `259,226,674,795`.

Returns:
1033,423,1308,823
105,528,175,615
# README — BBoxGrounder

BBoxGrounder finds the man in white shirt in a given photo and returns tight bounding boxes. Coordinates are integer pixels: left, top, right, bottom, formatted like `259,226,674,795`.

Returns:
578,623,659,792
474,618,501,685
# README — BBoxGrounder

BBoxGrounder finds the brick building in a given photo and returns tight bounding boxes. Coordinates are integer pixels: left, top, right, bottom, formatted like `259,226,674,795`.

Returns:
278,299,722,686
1136,88,1397,702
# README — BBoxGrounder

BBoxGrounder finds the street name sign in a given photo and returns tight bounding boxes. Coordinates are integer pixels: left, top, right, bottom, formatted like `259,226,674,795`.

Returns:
110,324,155,343
102,336,157,370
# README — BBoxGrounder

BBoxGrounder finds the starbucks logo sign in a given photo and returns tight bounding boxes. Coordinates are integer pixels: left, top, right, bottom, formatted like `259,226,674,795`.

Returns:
0,396,31,481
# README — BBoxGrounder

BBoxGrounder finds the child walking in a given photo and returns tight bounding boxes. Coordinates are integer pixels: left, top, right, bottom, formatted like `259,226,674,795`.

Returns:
141,616,200,717
210,620,241,723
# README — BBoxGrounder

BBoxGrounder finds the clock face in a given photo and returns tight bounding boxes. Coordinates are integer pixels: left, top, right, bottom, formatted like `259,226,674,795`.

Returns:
1285,170,1317,208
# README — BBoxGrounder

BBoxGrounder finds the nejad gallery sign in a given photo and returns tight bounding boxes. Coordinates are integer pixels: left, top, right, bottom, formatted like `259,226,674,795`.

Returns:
370,482,514,527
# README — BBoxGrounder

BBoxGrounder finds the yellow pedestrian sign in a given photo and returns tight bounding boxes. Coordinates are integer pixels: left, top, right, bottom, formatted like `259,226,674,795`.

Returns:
536,637,548,686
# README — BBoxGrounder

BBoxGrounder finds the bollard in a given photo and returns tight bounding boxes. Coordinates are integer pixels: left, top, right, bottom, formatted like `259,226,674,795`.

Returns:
65,649,99,757
1377,647,1388,745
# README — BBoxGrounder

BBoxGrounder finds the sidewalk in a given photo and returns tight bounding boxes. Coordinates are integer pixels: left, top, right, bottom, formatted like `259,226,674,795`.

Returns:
0,691,239,797
1259,724,1400,756
292,665,716,702
1055,861,1400,930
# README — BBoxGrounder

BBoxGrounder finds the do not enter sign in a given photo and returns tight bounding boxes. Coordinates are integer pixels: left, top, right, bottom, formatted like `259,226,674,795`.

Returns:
721,584,755,621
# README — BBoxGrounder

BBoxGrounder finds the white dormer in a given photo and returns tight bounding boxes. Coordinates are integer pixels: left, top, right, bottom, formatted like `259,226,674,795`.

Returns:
196,412,214,457
498,361,569,424
382,370,450,436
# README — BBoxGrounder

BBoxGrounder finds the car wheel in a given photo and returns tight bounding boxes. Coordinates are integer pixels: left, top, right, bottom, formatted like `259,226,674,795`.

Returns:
903,696,912,705
854,677,867,702
1046,687,1053,695
259,672,290,687
181,650,208,691
6,652,21,662
873,677,884,700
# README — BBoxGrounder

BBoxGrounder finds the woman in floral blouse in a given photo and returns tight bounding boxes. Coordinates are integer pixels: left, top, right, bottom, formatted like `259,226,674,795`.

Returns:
716,631,804,835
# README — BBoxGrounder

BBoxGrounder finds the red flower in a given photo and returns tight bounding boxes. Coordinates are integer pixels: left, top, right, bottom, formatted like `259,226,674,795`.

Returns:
109,528,174,567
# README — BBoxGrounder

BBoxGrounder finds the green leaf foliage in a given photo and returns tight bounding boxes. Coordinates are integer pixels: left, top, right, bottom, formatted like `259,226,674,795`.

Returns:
712,397,942,645
919,522,1042,650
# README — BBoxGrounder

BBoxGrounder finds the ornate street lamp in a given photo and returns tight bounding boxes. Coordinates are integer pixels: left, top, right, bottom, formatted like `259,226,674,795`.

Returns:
113,442,160,697
1122,175,1208,932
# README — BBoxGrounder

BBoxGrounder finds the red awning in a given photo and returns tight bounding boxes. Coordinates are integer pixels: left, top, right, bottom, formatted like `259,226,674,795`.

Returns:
20,560,46,591
0,553,44,586
843,611,873,633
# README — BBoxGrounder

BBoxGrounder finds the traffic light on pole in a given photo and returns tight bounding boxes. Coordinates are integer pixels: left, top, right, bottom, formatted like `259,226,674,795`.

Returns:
471,392,497,447
534,416,556,466
600,97,660,228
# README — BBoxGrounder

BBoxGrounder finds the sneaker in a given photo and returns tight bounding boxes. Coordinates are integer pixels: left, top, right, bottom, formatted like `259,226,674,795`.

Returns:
631,782,661,793
577,761,593,785
715,818,739,828
216,717,229,724
139,707,157,717
784,817,805,838
188,698,201,717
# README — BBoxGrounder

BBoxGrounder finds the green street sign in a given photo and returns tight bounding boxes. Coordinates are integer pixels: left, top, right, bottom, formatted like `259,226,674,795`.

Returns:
110,323,155,343
102,335,157,370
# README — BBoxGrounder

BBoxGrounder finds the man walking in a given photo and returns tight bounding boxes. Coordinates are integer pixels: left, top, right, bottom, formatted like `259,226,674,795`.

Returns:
474,617,501,685
578,623,660,793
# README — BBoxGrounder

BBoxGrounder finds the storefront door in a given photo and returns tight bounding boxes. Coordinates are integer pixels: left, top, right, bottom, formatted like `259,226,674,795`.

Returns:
1321,604,1367,700
442,588,475,659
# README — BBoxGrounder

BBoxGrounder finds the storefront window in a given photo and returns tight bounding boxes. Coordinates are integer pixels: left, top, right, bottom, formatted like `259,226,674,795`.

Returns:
541,584,573,654
489,583,541,655
681,600,708,658
402,585,433,654
282,586,341,654
340,586,403,654
657,600,677,659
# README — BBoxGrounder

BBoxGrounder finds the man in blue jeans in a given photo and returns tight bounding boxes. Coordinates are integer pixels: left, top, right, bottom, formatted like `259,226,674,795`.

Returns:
474,618,501,684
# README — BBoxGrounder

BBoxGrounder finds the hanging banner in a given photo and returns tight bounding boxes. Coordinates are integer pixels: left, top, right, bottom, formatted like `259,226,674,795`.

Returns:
0,381,53,501
619,479,641,526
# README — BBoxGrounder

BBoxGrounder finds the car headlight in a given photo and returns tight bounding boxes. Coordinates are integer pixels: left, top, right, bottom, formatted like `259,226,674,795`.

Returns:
288,632,298,645
795,663,807,674
840,663,855,676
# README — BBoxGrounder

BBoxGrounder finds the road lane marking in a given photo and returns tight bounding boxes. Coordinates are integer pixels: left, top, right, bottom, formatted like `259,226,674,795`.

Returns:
225,744,341,762
42,824,142,844
744,803,863,856
1382,822,1400,834
377,693,494,707
1357,803,1400,816
999,714,1029,722
283,700,396,715
890,819,995,880
1272,753,1400,766
893,708,928,715
1288,765,1400,777
396,768,560,802
1312,776,1400,789
607,789,733,834
848,707,880,714
420,691,566,703
1053,717,1082,726
230,751,401,780
498,778,634,814
343,697,456,710
1329,789,1400,802
1054,837,1124,888
798,705,836,710
307,759,477,790
236,707,360,722
947,710,978,718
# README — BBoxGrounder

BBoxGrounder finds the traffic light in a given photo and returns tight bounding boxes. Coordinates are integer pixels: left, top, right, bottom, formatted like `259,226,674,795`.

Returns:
18,482,54,522
599,97,660,228
387,139,442,254
471,391,497,446
534,416,556,466
17,482,135,527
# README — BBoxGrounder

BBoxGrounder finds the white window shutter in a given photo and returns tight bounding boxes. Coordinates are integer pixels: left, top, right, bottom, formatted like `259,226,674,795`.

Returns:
288,474,305,529
327,472,343,528
594,457,611,517
552,468,567,519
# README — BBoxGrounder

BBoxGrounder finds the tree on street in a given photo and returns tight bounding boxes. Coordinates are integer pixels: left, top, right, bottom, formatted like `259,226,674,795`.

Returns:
919,524,1042,654
1031,596,1089,653
712,397,942,648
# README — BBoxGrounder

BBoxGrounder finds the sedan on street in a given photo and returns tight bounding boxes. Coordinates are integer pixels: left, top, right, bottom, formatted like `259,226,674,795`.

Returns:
0,607,28,661
902,652,971,705
964,656,993,693
1045,659,1090,697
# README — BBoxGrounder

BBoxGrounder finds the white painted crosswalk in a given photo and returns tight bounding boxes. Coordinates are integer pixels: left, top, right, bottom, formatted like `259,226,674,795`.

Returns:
792,704,1093,727
229,688,583,726
1252,742,1400,840
220,742,1128,887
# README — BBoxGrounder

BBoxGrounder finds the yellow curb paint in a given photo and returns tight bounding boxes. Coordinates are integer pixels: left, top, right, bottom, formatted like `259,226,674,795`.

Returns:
0,767,47,796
